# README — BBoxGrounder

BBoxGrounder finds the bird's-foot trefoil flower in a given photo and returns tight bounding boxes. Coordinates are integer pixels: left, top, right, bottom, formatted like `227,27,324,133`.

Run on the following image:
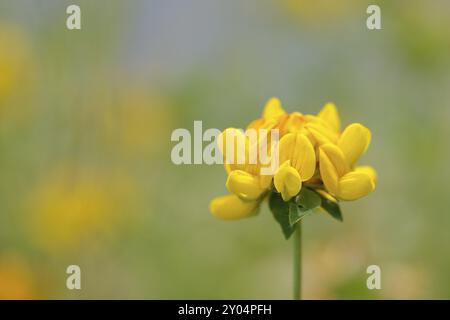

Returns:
209,97,377,221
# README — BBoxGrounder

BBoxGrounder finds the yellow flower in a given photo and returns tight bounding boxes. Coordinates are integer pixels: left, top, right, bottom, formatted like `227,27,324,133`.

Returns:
209,194,259,220
274,132,316,201
319,124,376,200
210,97,377,222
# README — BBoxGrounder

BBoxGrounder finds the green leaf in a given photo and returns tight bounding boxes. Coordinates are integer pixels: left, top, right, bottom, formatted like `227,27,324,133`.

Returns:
320,196,343,222
296,187,321,210
289,202,312,226
269,192,295,239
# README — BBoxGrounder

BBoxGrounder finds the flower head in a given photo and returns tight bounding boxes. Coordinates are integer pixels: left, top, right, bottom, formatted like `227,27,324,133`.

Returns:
209,98,377,231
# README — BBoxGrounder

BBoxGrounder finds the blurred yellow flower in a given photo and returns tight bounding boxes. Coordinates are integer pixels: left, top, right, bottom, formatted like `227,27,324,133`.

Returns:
25,169,135,252
0,24,31,106
0,255,36,299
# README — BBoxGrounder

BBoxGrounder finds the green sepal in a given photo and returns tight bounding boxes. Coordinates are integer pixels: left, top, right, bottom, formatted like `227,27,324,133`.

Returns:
289,202,312,226
269,192,296,239
295,187,321,211
317,193,343,222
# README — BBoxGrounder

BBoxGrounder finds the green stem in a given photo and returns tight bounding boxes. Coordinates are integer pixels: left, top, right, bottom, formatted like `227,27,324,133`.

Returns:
293,221,302,300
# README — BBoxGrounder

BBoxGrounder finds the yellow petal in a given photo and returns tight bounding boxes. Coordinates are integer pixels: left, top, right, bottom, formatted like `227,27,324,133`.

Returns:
338,171,375,201
319,144,348,196
278,133,294,165
262,97,286,120
305,124,330,145
319,148,339,196
209,195,259,220
338,123,371,166
319,144,348,177
355,165,377,185
283,112,305,134
226,170,266,201
318,102,341,132
249,118,279,153
305,121,338,146
274,161,302,201
291,133,316,181
218,128,248,171
278,133,316,181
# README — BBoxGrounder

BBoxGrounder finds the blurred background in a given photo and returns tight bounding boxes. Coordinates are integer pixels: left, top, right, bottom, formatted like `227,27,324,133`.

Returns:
1,0,449,299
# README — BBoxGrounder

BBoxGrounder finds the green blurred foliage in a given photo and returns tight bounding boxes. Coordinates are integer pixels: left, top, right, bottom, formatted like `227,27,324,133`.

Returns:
0,0,449,299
